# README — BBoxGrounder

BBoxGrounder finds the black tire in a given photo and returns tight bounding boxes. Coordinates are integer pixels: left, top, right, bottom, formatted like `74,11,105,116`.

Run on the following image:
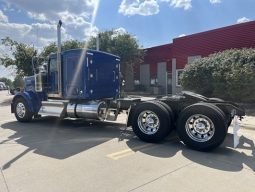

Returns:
203,102,228,126
132,102,170,143
153,101,174,120
14,98,33,122
177,103,227,151
209,98,233,128
154,100,175,129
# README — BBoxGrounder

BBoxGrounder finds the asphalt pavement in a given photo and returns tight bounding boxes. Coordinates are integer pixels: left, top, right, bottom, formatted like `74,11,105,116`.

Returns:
0,90,255,192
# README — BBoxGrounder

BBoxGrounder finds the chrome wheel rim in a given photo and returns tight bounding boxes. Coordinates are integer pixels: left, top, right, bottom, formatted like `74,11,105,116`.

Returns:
185,114,215,142
16,102,26,118
137,110,160,135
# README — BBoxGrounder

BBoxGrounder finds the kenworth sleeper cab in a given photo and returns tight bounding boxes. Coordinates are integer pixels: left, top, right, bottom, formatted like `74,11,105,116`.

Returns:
11,21,245,151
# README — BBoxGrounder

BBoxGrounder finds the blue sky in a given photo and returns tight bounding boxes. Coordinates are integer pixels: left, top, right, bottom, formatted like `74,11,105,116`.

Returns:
95,0,254,47
0,0,254,79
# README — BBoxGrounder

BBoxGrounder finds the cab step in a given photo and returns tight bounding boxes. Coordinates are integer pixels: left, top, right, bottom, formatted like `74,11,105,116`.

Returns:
38,100,68,117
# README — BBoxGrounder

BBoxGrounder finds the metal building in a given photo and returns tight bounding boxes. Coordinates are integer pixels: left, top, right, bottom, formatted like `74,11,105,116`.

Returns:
136,20,255,94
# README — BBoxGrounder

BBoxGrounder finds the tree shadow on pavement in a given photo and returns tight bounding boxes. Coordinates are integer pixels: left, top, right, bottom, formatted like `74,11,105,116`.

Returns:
126,132,255,172
181,134,255,172
1,117,132,170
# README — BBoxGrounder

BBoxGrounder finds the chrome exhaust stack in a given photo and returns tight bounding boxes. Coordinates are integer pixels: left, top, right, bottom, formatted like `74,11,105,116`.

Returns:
57,20,62,97
96,34,100,51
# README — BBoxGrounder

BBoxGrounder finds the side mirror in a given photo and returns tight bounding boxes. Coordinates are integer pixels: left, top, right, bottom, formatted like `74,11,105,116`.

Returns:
122,80,125,86
36,61,47,74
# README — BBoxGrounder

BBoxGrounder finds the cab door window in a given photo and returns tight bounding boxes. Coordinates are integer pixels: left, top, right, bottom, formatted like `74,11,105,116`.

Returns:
49,58,58,93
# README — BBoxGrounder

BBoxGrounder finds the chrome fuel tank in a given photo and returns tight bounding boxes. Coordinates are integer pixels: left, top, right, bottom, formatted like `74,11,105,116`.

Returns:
67,101,107,120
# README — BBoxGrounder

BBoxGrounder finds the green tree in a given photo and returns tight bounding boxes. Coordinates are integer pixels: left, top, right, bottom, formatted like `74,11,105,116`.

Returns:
62,40,84,51
181,48,255,102
87,30,144,91
0,37,36,76
40,42,57,58
13,75,25,89
40,40,84,58
0,77,13,89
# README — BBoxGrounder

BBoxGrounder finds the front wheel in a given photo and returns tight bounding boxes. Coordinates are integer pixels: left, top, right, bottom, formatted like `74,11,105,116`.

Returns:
177,103,227,151
14,98,33,122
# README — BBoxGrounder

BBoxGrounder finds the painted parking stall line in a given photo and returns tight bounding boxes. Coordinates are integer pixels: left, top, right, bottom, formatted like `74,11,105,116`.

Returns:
107,137,179,160
107,143,155,160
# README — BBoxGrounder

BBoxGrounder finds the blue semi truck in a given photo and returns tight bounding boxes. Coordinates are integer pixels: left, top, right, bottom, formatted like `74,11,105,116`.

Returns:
11,21,245,151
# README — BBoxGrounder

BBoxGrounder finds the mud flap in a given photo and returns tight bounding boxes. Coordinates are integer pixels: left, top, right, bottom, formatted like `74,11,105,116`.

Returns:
233,116,241,148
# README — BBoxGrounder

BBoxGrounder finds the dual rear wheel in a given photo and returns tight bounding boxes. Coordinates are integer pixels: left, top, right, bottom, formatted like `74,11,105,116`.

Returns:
131,101,174,143
176,103,227,151
132,102,227,151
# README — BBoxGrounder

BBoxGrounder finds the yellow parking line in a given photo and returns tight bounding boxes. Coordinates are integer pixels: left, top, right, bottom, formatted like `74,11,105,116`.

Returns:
107,137,179,160
107,143,155,160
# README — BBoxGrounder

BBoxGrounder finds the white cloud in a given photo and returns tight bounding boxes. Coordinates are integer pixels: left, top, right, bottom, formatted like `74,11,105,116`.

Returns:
209,0,221,4
83,25,99,39
111,27,127,38
1,0,99,42
114,27,127,35
0,65,16,81
119,0,160,16
27,12,47,22
237,17,251,24
160,0,192,10
0,22,71,49
178,34,186,37
118,0,193,16
3,0,97,20
0,10,8,23
57,11,87,26
0,22,31,38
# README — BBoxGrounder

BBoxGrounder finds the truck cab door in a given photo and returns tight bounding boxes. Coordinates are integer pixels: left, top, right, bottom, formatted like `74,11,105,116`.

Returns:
47,57,60,97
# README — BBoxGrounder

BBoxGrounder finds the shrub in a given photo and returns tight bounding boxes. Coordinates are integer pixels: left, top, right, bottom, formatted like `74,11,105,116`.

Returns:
181,48,255,102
